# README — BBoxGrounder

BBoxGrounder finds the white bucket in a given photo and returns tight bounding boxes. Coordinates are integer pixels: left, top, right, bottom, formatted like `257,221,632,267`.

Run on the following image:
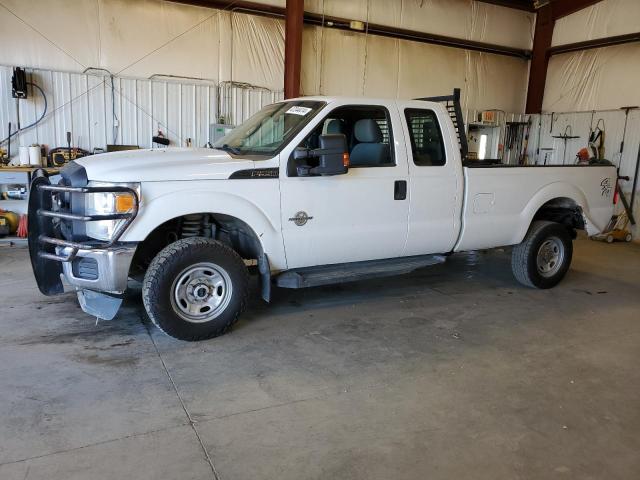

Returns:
19,146,30,166
28,146,41,166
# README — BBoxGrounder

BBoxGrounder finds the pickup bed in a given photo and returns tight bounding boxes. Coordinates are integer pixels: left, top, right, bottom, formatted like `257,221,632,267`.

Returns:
28,90,616,340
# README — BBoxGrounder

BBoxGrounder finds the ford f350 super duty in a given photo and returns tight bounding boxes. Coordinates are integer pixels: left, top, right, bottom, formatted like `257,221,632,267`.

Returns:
28,89,617,341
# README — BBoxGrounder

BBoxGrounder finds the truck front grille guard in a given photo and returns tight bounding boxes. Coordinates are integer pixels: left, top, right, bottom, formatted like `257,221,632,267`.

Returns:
34,184,139,263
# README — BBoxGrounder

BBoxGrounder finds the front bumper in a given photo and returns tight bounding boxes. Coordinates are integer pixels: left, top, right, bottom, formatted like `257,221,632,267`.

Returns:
58,244,136,294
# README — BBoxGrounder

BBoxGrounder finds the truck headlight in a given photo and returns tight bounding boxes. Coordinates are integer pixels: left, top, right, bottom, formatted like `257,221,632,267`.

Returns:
85,182,140,241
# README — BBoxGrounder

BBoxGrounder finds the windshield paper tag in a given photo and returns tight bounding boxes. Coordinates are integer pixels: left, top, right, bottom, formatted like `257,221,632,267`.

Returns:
286,106,312,116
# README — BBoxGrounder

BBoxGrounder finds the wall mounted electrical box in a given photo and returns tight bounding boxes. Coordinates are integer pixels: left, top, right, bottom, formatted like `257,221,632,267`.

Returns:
11,67,28,99
209,123,235,144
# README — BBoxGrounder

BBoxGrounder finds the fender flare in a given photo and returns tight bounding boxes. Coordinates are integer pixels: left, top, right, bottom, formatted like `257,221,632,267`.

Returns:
514,181,590,244
120,189,286,273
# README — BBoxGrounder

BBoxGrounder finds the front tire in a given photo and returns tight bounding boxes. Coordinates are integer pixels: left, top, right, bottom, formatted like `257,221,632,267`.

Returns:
511,221,573,289
142,237,249,341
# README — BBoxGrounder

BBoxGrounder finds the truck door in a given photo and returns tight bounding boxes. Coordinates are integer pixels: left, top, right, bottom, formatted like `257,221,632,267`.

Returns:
399,104,463,255
279,103,410,269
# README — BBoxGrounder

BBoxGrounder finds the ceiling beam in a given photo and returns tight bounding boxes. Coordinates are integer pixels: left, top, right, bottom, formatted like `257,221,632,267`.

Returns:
549,31,640,55
169,0,531,59
302,12,531,58
168,0,284,18
474,0,535,12
551,0,604,19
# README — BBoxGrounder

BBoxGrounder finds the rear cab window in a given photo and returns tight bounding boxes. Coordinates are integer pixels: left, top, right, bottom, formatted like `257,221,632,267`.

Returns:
404,109,446,166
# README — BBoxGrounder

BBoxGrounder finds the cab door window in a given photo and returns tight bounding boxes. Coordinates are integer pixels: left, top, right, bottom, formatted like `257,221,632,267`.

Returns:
289,105,394,176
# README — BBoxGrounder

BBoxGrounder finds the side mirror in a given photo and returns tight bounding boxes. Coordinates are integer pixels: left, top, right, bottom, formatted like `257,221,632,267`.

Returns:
310,133,349,176
293,147,309,160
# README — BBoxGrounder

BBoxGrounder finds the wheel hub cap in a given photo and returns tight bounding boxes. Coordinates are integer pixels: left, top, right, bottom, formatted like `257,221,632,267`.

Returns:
536,237,564,278
191,283,210,301
170,262,232,323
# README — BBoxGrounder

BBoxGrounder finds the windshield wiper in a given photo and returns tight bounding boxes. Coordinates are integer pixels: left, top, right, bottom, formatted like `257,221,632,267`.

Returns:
218,144,241,155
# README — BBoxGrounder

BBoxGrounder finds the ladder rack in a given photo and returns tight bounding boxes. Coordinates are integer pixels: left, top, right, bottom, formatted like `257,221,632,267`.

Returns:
415,88,468,159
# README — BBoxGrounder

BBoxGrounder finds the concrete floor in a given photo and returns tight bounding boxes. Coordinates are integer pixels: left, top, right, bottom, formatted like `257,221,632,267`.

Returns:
0,237,639,480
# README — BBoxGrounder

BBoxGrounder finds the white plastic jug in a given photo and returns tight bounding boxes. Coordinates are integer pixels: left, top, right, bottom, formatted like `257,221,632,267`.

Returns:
29,145,41,166
19,146,30,166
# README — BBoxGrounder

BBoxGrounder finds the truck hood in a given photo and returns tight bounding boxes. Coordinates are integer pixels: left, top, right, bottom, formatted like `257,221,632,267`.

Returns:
74,148,255,182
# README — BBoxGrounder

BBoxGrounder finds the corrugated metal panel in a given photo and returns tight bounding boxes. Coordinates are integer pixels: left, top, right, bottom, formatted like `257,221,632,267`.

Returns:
0,66,283,155
218,81,284,126
524,109,640,240
526,110,640,174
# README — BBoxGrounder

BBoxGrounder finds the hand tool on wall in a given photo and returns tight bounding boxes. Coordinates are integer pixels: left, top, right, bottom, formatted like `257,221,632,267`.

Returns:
505,121,527,165
552,125,580,165
549,112,557,134
616,106,638,168
534,116,542,163
588,118,605,160
540,147,554,165
609,106,639,226
519,117,531,165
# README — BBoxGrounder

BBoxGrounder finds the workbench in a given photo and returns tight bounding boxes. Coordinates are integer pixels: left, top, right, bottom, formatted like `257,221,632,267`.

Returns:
0,166,60,192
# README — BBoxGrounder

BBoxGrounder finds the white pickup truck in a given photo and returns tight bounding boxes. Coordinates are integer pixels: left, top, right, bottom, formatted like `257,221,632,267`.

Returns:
28,90,616,341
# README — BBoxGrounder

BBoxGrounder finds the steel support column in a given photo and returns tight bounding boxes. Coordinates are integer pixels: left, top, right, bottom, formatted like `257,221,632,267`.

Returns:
525,0,605,113
284,0,304,99
525,5,554,113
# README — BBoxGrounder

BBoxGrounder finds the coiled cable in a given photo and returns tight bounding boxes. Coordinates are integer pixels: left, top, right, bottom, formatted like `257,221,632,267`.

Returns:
1,81,48,146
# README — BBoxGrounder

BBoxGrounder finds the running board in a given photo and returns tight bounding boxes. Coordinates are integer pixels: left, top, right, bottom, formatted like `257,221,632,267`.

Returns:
275,254,446,289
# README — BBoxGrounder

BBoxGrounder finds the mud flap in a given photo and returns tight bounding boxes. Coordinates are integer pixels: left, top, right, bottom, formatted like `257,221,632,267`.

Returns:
258,253,271,303
77,289,122,321
28,173,64,295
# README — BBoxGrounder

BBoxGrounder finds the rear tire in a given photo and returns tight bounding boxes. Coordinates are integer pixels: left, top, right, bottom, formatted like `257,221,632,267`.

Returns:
142,237,249,341
511,221,573,289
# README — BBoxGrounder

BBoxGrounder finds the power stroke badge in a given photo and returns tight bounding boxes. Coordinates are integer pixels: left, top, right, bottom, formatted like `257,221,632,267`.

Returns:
289,211,313,226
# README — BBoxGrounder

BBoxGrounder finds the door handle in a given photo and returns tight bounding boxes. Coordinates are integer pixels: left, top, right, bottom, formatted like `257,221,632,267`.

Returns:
394,180,407,200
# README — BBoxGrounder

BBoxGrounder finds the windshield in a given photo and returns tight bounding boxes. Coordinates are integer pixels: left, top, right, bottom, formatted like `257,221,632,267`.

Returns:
214,100,325,157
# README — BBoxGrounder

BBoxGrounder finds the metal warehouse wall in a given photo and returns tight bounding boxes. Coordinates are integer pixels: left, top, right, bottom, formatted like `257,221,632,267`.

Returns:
0,1,285,91
544,0,640,111
0,0,534,114
525,109,640,239
0,66,282,152
301,0,534,113
536,0,640,240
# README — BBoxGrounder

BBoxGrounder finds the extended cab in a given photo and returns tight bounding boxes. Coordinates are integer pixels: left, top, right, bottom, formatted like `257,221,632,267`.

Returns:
28,90,617,340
